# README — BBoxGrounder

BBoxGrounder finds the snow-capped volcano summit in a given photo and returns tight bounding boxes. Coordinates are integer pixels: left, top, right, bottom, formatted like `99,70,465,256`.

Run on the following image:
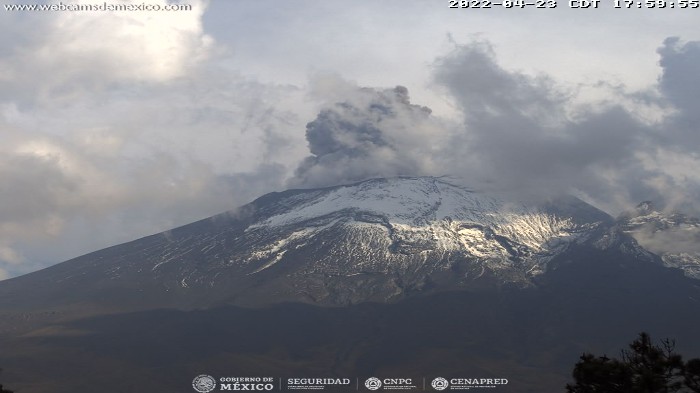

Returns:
243,177,612,292
0,176,647,309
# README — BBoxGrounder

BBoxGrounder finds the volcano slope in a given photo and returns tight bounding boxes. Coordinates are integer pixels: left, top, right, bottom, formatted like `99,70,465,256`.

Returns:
1,177,698,393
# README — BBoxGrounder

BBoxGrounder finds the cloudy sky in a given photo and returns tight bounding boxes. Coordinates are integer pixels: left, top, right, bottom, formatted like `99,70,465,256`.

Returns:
0,0,698,278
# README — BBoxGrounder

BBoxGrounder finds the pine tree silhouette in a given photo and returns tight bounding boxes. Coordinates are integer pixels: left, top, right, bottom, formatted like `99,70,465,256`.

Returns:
567,332,700,393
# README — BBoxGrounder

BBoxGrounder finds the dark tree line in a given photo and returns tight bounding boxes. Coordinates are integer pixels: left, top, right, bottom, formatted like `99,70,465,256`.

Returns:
567,332,700,392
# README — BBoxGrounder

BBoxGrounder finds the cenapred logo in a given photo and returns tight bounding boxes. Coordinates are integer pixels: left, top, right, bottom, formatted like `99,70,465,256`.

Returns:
365,377,382,391
192,374,217,393
431,377,449,391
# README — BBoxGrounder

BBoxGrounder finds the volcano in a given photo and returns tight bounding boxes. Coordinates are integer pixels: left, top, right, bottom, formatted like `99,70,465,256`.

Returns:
1,177,698,393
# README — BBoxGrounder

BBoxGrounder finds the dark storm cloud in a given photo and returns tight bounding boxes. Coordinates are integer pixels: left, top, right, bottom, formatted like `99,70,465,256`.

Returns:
438,39,700,214
657,37,700,147
658,37,700,114
433,41,656,200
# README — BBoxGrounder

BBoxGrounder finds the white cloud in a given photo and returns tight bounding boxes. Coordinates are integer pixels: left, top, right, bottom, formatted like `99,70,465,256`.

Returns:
1,0,700,280
0,245,23,266
0,0,212,104
0,0,312,277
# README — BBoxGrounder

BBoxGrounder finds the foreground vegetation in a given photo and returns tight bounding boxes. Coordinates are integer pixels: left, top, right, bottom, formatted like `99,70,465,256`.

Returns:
567,332,700,392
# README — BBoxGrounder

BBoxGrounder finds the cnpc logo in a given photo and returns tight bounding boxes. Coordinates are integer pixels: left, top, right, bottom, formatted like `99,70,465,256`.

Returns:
365,377,382,390
365,377,415,391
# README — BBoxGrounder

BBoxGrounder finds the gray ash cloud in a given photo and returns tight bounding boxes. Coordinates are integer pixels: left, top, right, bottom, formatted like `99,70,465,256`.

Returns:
291,39,700,217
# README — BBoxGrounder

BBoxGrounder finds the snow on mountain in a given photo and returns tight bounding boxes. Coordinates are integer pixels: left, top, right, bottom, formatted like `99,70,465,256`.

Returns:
234,177,616,295
618,201,700,280
0,176,664,309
